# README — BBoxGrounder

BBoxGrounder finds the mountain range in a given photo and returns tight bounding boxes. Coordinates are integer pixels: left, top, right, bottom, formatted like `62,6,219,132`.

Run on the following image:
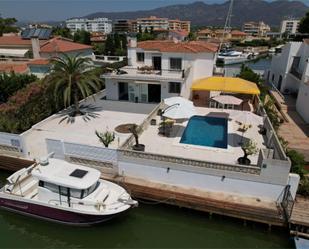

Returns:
83,0,308,27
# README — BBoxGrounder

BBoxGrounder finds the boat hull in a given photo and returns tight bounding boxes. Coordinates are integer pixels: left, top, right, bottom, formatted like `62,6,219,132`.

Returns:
0,197,125,226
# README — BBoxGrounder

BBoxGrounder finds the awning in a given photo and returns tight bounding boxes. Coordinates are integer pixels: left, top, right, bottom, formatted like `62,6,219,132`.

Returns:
211,95,243,105
192,77,260,95
0,49,29,58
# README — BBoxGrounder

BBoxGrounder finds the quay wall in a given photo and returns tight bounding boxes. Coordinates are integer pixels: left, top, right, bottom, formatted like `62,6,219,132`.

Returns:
118,150,298,202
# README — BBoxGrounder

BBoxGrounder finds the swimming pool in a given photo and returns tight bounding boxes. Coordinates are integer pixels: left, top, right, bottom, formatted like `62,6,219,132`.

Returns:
180,116,228,149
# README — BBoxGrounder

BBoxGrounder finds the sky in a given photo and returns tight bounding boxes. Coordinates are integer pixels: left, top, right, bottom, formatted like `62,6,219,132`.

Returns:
0,0,308,22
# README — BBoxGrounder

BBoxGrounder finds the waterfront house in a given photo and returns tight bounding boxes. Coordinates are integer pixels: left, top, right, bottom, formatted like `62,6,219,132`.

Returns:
103,37,218,103
266,40,309,123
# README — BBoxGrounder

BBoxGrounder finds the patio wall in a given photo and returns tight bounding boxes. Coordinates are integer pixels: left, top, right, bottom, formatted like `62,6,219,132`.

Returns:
0,132,25,157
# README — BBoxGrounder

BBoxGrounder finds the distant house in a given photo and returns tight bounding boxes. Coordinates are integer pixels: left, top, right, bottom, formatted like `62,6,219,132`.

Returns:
168,30,189,42
102,37,218,103
0,33,94,78
230,30,247,41
197,28,213,40
38,37,94,59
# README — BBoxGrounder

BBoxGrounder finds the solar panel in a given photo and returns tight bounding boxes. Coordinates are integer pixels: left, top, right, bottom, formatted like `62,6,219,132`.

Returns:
21,28,52,40
69,169,88,178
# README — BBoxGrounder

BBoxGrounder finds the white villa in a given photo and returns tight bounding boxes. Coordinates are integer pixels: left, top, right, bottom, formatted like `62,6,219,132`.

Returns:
0,37,300,216
103,37,218,103
266,40,309,123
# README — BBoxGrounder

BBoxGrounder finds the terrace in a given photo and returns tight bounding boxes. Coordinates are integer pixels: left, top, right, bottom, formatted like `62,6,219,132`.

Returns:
133,107,265,165
21,91,156,159
103,66,185,82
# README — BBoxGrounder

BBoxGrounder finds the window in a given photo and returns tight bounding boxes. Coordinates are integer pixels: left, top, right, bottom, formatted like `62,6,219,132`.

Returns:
169,58,182,71
41,181,59,194
136,52,145,62
169,82,181,94
82,181,100,198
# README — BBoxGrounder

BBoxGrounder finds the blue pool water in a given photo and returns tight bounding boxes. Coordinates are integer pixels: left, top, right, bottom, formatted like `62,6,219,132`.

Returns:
180,116,228,149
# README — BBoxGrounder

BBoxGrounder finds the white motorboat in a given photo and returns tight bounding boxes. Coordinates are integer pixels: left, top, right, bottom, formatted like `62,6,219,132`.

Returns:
217,49,253,65
0,155,138,225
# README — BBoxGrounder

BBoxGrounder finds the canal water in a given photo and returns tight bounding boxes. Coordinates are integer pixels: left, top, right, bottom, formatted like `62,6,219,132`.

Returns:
224,56,272,77
0,170,293,248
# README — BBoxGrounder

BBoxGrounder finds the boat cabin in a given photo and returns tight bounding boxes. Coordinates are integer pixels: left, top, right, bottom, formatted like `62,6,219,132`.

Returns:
32,159,101,205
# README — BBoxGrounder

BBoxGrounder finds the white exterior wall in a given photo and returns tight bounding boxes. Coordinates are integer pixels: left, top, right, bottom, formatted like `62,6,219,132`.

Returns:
267,42,302,92
105,79,120,100
40,49,94,60
296,83,309,123
118,160,297,201
280,20,300,35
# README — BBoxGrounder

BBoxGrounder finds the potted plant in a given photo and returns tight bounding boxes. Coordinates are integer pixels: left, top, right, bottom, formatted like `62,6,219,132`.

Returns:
95,130,115,148
238,140,259,165
129,124,145,152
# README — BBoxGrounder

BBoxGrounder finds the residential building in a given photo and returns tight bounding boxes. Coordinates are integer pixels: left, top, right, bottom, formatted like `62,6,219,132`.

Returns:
169,19,191,32
168,30,189,41
242,21,271,37
113,19,134,33
280,19,300,35
103,37,218,103
230,30,247,41
134,16,169,32
197,28,213,40
266,40,309,123
0,35,94,78
65,18,112,34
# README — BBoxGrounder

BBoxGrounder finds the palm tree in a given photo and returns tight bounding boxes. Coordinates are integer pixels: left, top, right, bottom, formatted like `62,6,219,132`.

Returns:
46,54,102,116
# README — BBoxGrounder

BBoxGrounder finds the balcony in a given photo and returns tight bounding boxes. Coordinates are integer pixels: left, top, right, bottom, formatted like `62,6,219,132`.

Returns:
103,66,186,82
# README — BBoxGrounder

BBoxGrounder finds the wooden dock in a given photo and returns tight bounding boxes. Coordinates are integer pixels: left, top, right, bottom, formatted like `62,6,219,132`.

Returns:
0,155,34,172
290,196,309,238
106,175,286,227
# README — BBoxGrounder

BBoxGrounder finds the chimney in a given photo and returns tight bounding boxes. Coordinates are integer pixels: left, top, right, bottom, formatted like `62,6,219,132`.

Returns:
31,35,41,59
127,35,137,48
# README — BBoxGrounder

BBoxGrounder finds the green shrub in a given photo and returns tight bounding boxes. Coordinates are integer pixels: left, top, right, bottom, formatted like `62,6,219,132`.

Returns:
0,72,37,103
287,150,307,179
297,178,309,197
0,81,63,133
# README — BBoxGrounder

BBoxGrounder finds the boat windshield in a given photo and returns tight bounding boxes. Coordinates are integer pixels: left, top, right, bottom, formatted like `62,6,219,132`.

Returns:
39,180,100,199
82,181,100,198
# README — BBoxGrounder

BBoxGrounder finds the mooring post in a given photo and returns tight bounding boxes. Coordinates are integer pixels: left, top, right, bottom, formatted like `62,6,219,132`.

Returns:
268,224,272,232
209,212,212,220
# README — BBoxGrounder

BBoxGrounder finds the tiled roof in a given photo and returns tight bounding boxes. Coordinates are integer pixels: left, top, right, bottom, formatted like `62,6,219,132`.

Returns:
0,63,29,73
27,58,50,65
40,37,92,53
137,40,218,53
198,29,212,34
0,36,33,46
231,30,246,36
169,29,189,37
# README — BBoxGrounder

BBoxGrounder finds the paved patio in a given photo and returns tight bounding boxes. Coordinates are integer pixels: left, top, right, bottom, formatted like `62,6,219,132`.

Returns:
139,107,266,165
271,91,309,162
22,91,156,159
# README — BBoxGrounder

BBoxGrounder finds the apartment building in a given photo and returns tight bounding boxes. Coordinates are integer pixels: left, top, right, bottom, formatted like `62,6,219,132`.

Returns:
113,19,134,33
169,19,191,32
266,40,309,123
66,18,112,34
103,37,218,103
134,16,169,32
242,21,270,37
280,19,300,35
